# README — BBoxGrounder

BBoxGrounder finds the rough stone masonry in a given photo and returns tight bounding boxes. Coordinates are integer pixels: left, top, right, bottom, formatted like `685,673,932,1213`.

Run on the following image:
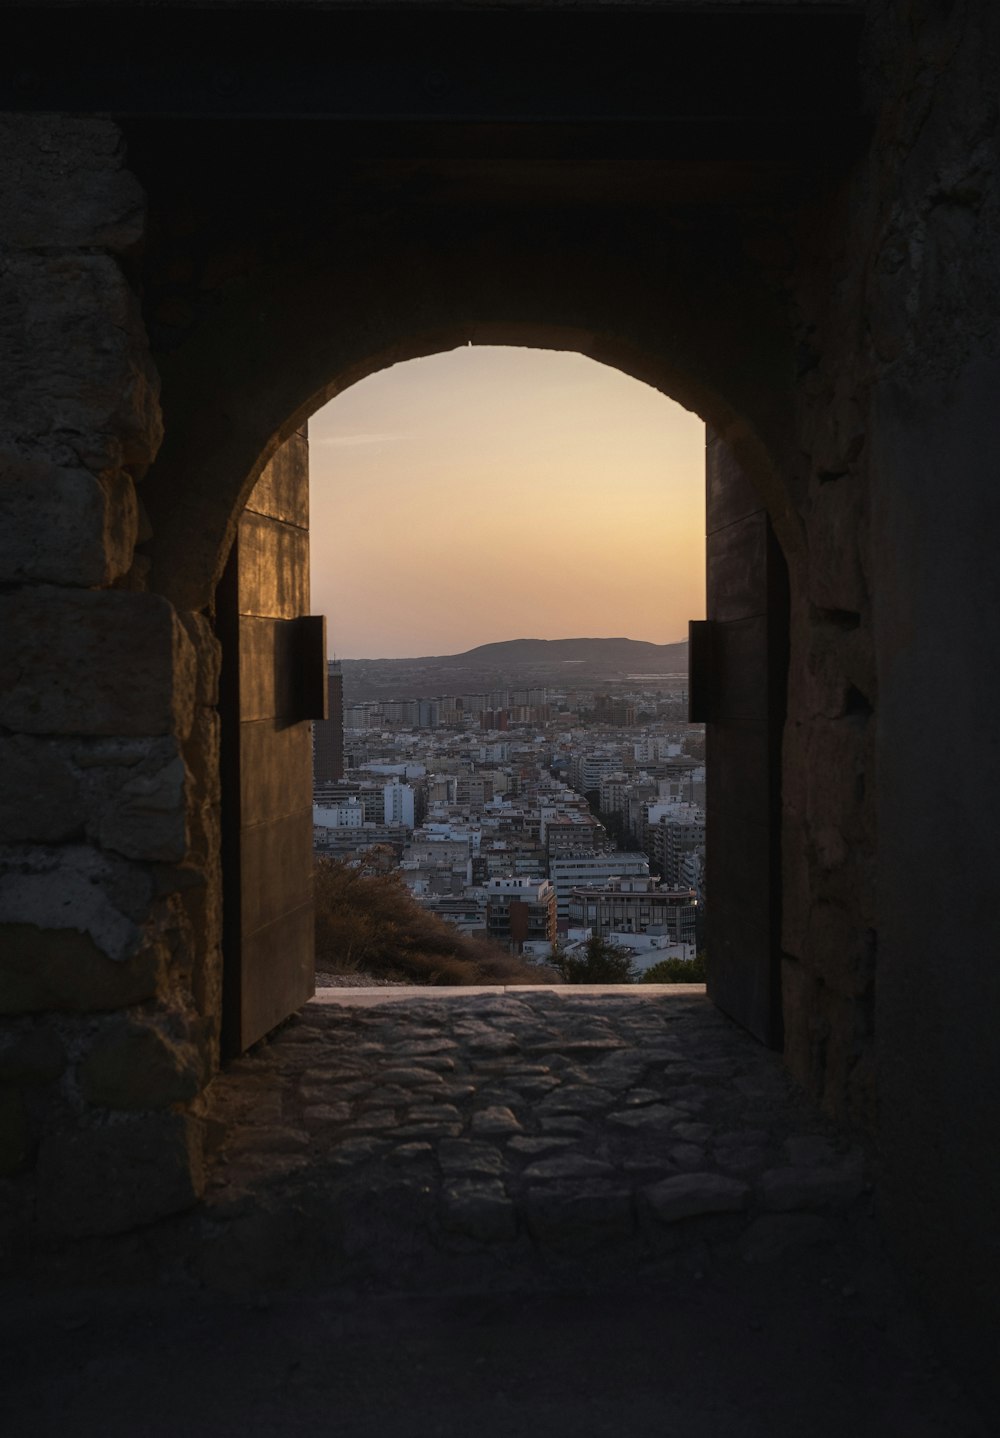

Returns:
0,2,998,1406
0,115,222,1237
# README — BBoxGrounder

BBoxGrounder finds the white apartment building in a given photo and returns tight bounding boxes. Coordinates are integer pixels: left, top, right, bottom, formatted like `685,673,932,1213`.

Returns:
425,775,458,805
363,762,427,779
548,851,650,923
485,876,557,952
313,798,364,828
598,772,633,815
677,848,705,897
572,753,621,792
382,778,416,827
568,878,698,944
405,834,471,865
649,804,705,885
608,932,697,975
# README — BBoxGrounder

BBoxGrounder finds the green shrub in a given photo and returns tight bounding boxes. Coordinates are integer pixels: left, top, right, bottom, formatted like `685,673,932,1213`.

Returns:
640,952,707,983
313,858,552,985
550,934,638,984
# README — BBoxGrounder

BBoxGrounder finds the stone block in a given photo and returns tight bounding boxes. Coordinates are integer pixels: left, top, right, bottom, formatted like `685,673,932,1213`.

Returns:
0,449,137,585
388,1141,433,1163
641,1172,751,1224
0,924,163,1015
184,719,224,862
470,1105,522,1136
179,611,222,708
803,627,877,731
35,1111,204,1237
80,1013,205,1110
0,252,162,472
328,1137,386,1171
0,116,145,252
670,1142,707,1172
441,1179,516,1242
538,1115,590,1136
0,588,196,738
520,1153,613,1182
301,1103,351,1125
0,845,155,964
187,895,222,1024
437,1140,505,1176
522,1180,634,1246
87,742,189,863
392,1121,462,1140
607,1103,686,1130
0,735,189,860
221,1125,310,1157
535,1085,616,1115
507,1136,576,1156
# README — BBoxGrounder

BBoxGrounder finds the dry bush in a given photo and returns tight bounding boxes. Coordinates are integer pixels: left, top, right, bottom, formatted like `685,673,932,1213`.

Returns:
314,858,555,986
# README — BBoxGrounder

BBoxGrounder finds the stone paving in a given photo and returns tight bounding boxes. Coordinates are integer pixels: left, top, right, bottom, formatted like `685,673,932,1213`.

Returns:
8,988,992,1438
196,987,867,1289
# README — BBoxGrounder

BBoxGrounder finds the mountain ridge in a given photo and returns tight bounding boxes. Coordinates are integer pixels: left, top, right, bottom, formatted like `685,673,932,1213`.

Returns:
346,636,689,665
338,636,689,701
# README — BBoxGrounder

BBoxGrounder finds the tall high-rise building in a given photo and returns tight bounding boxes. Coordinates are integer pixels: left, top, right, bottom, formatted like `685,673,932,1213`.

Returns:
313,660,344,783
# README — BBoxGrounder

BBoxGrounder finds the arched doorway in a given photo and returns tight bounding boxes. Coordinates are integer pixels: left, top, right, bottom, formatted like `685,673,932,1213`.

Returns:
183,328,791,1057
6,3,999,1390
127,93,818,1100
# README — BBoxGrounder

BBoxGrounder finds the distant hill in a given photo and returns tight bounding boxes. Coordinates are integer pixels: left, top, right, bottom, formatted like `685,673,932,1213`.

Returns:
358,638,687,664
340,636,689,701
434,637,688,668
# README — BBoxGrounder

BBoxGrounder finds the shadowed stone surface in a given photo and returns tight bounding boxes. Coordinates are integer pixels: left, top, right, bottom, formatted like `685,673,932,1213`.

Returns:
0,13,997,1404
3,990,989,1438
642,1171,751,1223
189,990,869,1285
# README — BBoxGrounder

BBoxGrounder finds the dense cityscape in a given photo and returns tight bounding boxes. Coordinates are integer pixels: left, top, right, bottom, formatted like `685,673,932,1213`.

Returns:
311,653,706,977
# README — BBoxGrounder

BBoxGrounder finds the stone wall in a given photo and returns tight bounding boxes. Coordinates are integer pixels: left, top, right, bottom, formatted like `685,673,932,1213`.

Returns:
863,0,1000,1379
0,118,218,1238
779,0,1000,1380
1,5,998,1388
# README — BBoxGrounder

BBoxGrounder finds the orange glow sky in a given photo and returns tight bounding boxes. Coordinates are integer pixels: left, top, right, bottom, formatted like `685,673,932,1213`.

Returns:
309,347,705,659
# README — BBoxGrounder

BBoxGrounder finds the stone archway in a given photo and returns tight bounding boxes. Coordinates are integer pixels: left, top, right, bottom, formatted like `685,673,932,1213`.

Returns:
125,146,810,1093
0,110,858,1254
5,3,999,1395
138,219,800,616
202,326,791,1062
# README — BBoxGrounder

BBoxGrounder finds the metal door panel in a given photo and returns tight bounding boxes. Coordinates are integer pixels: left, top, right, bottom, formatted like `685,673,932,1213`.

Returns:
698,429,787,1047
219,427,320,1057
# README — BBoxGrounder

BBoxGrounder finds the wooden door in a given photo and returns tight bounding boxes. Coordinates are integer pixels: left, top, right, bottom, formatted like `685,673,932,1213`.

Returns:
217,427,327,1057
690,430,788,1048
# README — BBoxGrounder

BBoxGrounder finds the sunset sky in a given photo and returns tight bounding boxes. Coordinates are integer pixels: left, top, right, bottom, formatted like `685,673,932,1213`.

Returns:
309,347,706,659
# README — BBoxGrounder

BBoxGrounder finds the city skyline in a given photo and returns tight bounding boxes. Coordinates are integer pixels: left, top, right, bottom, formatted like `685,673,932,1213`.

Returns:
309,346,706,658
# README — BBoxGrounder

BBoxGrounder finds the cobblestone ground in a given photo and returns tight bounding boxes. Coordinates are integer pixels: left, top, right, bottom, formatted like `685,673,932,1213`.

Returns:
6,990,990,1438
197,989,866,1289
